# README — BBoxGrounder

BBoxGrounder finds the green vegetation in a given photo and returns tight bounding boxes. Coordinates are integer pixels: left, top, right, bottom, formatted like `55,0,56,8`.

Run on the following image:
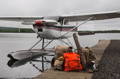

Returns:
93,30,120,33
78,30,120,35
0,27,34,33
0,27,120,33
78,30,120,34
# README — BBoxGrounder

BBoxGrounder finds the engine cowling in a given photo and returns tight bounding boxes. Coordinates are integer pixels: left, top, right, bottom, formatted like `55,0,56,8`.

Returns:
42,20,58,25
34,20,58,26
34,20,44,26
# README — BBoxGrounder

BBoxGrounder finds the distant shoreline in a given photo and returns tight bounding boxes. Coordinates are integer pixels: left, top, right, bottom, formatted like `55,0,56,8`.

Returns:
78,30,120,34
0,27,34,33
0,27,120,33
0,32,34,33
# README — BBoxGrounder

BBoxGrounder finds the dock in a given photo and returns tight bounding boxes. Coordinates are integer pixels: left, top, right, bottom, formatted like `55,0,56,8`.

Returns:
33,40,120,79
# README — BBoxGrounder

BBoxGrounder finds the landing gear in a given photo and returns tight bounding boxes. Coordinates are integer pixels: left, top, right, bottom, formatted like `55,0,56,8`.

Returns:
28,37,73,72
59,38,73,46
29,38,54,50
29,39,42,50
28,38,54,72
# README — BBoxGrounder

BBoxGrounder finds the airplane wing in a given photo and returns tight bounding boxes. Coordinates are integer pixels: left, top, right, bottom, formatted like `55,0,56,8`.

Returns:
0,16,44,22
58,11,120,24
0,11,119,25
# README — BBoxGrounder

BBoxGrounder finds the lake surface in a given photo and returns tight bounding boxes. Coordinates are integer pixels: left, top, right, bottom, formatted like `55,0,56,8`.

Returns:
0,33,120,78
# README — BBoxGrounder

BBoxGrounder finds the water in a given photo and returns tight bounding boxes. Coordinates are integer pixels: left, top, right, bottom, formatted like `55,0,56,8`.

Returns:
0,33,120,78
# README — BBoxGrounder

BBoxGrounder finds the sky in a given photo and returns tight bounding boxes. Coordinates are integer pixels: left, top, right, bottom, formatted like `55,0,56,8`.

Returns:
0,0,120,30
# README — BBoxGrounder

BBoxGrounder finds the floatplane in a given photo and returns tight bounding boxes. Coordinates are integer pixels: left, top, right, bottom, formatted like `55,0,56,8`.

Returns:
0,11,120,71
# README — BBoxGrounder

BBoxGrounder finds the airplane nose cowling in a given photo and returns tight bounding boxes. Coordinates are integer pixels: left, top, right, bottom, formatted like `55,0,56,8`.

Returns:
34,20,44,27
35,20,43,25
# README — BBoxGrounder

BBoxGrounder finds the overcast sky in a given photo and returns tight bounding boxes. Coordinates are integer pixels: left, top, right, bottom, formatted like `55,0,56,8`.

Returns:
0,0,120,30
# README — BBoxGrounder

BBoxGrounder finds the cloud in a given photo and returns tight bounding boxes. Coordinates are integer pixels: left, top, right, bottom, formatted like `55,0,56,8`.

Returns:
0,0,120,30
0,0,120,16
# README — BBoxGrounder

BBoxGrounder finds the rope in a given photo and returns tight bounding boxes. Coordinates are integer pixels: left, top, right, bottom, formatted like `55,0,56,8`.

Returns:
29,61,43,72
29,56,51,72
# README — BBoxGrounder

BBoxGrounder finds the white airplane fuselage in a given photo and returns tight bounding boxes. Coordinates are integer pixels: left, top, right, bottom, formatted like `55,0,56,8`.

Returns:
33,25,77,39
